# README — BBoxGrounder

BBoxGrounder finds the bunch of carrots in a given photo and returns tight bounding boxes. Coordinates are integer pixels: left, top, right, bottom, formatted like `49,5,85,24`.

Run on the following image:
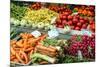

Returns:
10,33,47,64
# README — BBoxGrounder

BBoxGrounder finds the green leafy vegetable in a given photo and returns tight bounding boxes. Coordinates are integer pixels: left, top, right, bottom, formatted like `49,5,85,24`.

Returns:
11,3,27,21
41,38,58,47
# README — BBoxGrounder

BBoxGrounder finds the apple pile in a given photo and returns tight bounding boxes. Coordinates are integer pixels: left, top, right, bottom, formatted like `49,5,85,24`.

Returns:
64,35,95,59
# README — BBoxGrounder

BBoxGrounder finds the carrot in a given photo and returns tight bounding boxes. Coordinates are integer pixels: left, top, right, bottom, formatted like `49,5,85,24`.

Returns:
40,34,47,41
36,45,56,52
11,47,16,55
23,45,31,50
16,40,24,47
13,58,19,63
10,40,17,45
10,55,16,61
16,53,25,64
30,50,34,56
20,51,29,64
25,47,34,52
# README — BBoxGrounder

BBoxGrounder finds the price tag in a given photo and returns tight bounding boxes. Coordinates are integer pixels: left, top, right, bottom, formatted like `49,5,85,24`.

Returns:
31,30,41,38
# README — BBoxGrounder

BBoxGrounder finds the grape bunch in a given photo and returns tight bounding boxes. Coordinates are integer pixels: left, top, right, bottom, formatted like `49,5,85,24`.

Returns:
64,35,95,59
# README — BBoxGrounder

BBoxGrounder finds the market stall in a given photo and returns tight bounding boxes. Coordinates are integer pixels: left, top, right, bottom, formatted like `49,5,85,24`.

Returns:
10,1,95,66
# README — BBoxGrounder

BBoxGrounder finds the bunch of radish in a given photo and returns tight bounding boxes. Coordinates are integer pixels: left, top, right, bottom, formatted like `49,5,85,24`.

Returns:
64,35,95,59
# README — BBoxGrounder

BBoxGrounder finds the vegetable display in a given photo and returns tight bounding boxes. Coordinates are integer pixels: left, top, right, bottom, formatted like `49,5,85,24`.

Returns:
10,33,47,64
10,1,95,66
73,6,95,17
23,8,58,28
64,35,95,59
11,3,27,21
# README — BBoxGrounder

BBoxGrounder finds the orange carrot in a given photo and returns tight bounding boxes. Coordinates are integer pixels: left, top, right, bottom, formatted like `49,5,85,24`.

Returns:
25,47,34,52
11,47,16,55
10,55,16,61
20,51,29,64
16,53,25,64
40,34,47,41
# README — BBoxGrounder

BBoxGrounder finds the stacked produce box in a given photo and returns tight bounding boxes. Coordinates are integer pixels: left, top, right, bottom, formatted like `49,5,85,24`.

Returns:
10,1,95,66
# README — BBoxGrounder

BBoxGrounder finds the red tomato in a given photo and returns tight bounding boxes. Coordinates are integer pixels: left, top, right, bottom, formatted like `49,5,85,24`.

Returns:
64,12,69,16
73,18,78,23
68,21,73,25
67,15,73,20
58,25,64,28
80,19,85,24
71,26,75,29
82,24,87,29
62,20,67,24
75,27,80,30
62,15,67,20
77,22,82,27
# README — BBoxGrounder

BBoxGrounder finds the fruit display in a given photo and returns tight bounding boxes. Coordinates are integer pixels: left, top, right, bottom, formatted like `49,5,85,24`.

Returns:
10,1,95,66
29,2,42,10
48,4,72,14
11,3,28,21
23,8,58,29
73,5,95,17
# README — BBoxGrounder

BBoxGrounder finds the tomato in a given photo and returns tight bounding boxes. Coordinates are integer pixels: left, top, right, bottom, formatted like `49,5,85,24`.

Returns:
64,12,69,16
80,19,85,24
77,22,82,27
82,24,87,29
75,27,80,30
62,15,67,20
71,26,75,29
68,21,73,25
67,15,73,20
73,18,78,23
62,20,67,24
58,25,64,28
